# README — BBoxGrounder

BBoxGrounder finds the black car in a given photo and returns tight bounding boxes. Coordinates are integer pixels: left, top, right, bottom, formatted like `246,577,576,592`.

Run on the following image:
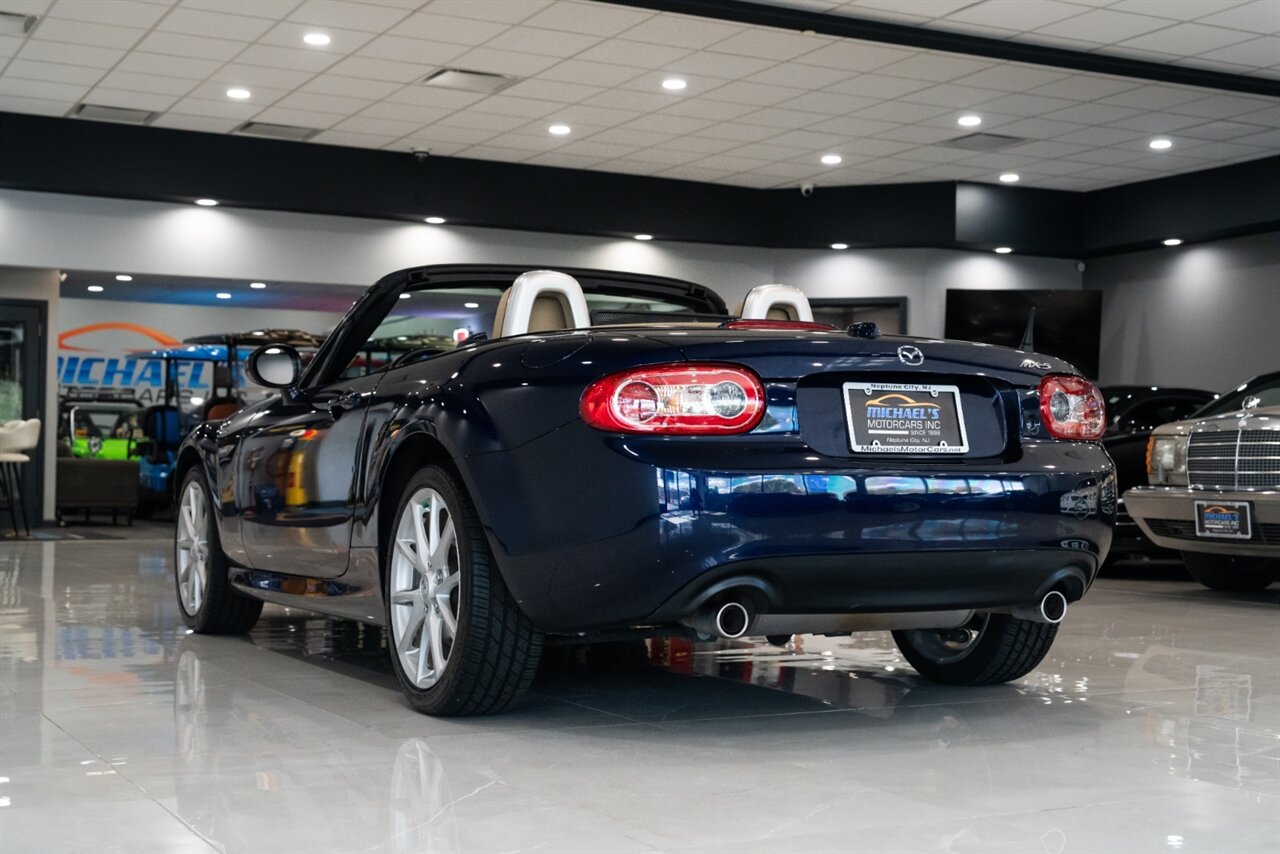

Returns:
173,265,1115,716
1101,386,1215,559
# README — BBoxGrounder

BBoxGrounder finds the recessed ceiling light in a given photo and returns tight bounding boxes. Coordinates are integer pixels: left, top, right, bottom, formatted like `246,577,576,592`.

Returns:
830,243,848,250
195,198,218,206
634,233,653,241
87,285,104,293
115,274,132,281
250,281,267,289
226,87,251,100
464,302,480,308
548,123,571,136
1149,138,1173,150
999,173,1020,183
399,293,411,299
820,153,842,166
1163,238,1183,246
302,32,330,46
661,78,687,91
958,115,982,127
424,216,446,224
216,292,232,299
994,247,1013,254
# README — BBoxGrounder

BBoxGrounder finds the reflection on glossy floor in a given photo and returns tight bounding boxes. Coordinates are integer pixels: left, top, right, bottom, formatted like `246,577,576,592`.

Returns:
1,535,1276,854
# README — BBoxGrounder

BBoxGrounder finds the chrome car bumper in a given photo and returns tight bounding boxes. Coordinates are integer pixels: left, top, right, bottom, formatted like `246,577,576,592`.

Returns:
1124,486,1280,558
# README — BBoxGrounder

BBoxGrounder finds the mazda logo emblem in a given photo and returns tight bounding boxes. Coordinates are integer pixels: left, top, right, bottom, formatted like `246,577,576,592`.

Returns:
897,345,924,366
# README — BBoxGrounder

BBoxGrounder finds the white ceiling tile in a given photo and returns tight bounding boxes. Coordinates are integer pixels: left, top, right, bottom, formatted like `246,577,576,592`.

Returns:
501,77,602,103
1231,104,1280,126
386,11,509,45
617,13,742,49
621,112,713,135
698,79,804,107
659,97,757,121
574,38,688,69
186,79,290,104
660,134,740,154
1026,74,1140,101
249,105,345,128
481,26,601,58
1016,158,1095,175
468,93,562,117
1173,93,1276,119
541,59,645,87
420,0,550,25
274,90,373,114
355,34,468,65
0,93,70,115
0,0,53,14
114,51,222,79
872,123,961,144
757,128,847,149
899,82,1006,108
47,0,169,28
520,0,651,37
1105,111,1213,133
707,27,827,61
311,129,401,147
973,92,1078,115
689,153,773,172
235,43,344,73
1117,22,1255,54
808,115,900,137
329,114,424,136
943,0,1085,31
180,0,300,17
328,54,432,82
166,95,259,119
1176,140,1268,161
1196,36,1280,68
134,31,244,61
1109,1,1229,20
582,126,672,146
735,106,829,129
0,75,88,100
552,103,641,125
1234,127,1280,147
853,100,951,123
1073,164,1157,183
557,139,638,158
581,87,669,111
357,101,451,122
792,41,915,72
855,0,978,18
149,113,243,133
258,21,376,52
83,86,177,111
382,84,483,108
953,151,1039,169
883,144,972,164
95,69,198,96
1178,119,1270,140
0,34,22,60
873,52,992,82
1053,126,1146,146
616,146,700,165
825,72,932,99
158,7,275,42
212,63,316,90
1194,0,1280,33
484,130,577,151
427,110,524,131
456,143,533,161
1002,139,1091,158
664,51,774,80
691,121,777,142
523,151,606,168
950,64,1067,93
409,123,498,144
4,57,104,85
1097,83,1211,111
1040,102,1144,124
994,116,1088,138
299,74,400,99
286,0,413,32
1031,9,1175,43
30,17,145,49
654,165,736,182
446,46,562,76
743,62,850,89
778,91,877,115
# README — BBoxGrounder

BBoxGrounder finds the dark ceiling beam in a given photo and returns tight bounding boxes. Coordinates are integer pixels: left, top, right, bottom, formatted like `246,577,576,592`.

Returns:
599,0,1280,99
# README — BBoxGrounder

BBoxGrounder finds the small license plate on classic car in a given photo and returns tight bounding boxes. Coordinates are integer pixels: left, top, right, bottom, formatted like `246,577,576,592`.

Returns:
844,382,969,454
1194,500,1252,539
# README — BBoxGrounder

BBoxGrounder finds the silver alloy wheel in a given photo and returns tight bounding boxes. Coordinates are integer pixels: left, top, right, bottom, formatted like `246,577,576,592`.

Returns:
902,614,990,664
389,487,462,690
175,479,209,616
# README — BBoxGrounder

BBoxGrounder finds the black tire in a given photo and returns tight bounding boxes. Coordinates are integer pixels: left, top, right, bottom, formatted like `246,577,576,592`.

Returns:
385,465,543,716
1182,552,1277,592
892,614,1058,685
174,468,262,634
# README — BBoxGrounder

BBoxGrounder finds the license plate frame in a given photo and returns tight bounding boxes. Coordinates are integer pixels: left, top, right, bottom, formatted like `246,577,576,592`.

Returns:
1194,500,1252,539
843,381,969,454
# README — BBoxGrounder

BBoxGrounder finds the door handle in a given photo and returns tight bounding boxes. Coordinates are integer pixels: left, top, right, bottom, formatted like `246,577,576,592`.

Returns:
327,390,365,418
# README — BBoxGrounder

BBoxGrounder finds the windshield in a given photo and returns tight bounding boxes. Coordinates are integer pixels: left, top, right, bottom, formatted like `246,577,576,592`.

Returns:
1192,372,1280,417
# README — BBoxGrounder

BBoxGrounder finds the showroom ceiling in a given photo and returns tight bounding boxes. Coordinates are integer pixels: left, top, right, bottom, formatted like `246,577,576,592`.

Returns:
0,0,1277,192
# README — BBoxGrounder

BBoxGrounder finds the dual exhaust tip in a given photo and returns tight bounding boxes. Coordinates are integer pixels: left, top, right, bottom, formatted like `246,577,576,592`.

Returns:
688,589,1069,641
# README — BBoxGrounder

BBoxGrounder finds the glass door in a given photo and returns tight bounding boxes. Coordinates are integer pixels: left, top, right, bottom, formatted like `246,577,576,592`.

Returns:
0,301,47,527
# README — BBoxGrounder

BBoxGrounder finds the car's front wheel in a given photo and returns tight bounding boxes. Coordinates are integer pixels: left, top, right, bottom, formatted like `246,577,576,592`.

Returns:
175,469,263,633
1182,552,1277,592
385,466,542,716
892,614,1058,685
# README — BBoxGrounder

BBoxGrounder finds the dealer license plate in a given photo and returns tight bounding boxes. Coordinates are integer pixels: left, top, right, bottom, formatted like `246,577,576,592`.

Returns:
1194,500,1252,539
843,382,969,454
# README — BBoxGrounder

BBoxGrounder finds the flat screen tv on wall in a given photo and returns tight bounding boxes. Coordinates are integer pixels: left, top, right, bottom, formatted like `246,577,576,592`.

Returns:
944,289,1102,379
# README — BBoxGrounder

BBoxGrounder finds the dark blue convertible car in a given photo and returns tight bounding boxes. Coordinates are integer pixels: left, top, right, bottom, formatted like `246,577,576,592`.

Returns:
174,265,1114,715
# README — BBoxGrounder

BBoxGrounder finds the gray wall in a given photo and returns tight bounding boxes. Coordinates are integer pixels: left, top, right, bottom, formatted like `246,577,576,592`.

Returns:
1086,231,1280,391
0,267,60,520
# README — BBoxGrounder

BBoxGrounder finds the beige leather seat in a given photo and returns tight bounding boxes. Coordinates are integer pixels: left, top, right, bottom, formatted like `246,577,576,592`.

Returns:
737,284,815,322
491,270,592,338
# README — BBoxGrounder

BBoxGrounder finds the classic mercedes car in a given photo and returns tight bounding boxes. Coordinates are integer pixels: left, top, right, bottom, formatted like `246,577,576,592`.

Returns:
174,265,1114,715
1125,372,1280,591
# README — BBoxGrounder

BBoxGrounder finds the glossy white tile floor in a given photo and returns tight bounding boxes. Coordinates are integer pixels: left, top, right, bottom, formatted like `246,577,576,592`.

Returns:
1,533,1276,853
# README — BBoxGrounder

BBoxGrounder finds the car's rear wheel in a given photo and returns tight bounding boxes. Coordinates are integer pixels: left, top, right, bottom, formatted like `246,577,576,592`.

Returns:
892,613,1058,685
1181,552,1277,592
175,469,262,633
385,466,542,716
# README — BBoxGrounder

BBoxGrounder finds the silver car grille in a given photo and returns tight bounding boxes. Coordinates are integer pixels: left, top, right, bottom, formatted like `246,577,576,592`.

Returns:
1187,429,1280,490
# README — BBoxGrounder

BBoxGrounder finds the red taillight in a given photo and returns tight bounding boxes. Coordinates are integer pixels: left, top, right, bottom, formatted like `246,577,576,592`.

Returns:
1039,374,1106,440
721,320,837,332
581,363,766,434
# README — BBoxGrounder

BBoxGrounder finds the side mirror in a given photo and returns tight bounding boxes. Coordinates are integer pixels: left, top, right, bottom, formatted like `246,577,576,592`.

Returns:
246,345,301,389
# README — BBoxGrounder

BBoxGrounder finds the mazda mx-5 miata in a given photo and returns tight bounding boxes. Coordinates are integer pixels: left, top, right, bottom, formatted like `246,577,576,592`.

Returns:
174,265,1115,715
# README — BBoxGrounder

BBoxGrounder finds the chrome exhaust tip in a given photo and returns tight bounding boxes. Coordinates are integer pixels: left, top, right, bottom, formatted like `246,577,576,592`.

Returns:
714,601,751,638
1010,590,1068,624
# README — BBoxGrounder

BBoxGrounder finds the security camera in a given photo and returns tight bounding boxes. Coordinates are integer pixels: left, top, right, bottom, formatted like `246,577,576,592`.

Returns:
410,148,430,162
800,182,815,197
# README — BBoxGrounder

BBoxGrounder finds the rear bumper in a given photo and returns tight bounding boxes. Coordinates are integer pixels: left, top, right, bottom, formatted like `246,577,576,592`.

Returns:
1124,486,1280,557
465,426,1115,633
